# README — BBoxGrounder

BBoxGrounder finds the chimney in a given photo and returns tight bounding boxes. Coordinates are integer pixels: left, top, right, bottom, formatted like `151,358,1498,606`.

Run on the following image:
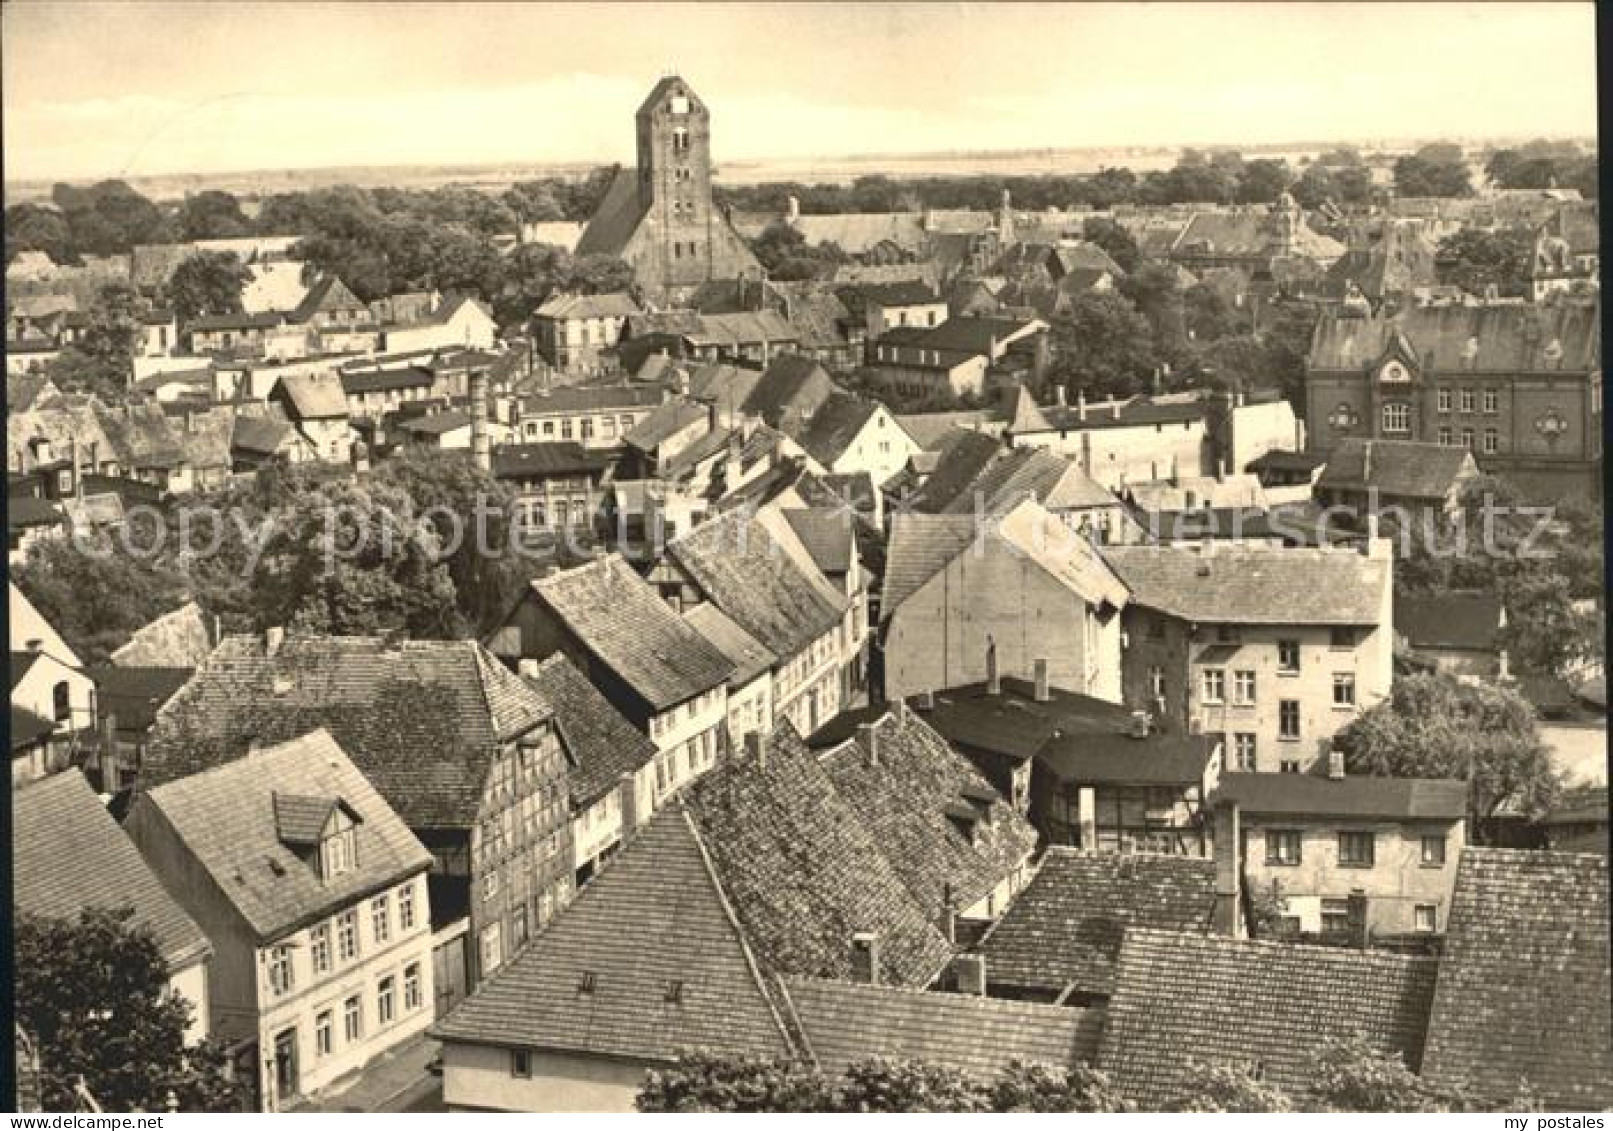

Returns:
619,771,640,833
952,953,987,996
1327,745,1345,780
744,730,765,770
24,637,42,654
985,639,1000,695
857,721,879,767
786,195,801,224
1033,658,1050,702
265,626,285,657
1077,389,1088,422
1212,801,1243,937
941,882,956,944
917,689,936,711
1128,709,1151,738
470,366,491,472
1054,384,1067,408
849,932,880,985
1111,401,1121,421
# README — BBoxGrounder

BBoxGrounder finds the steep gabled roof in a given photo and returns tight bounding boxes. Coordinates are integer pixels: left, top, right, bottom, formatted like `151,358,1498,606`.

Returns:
530,555,734,711
1097,929,1439,1110
780,976,1101,1077
1316,438,1477,501
1308,304,1600,373
431,805,792,1064
778,508,857,576
685,725,955,988
524,653,658,811
135,729,431,941
1395,590,1503,652
787,392,881,467
741,354,835,421
533,292,642,321
907,428,1004,513
14,770,212,971
882,512,985,620
976,850,1217,999
1420,848,1611,1110
623,398,708,452
145,635,553,829
682,601,778,687
274,372,348,420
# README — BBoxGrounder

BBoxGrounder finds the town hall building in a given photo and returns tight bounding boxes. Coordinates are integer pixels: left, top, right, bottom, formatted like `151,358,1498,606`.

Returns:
574,76,762,303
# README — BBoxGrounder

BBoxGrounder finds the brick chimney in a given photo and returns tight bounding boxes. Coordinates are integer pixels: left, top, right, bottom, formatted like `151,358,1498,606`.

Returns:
857,721,879,767
952,953,987,996
986,639,1000,695
470,366,491,472
1033,658,1050,702
849,932,880,985
1077,388,1087,422
1212,800,1243,937
265,626,286,657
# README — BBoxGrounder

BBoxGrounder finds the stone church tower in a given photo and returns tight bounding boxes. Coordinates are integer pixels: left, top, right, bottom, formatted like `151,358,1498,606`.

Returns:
575,75,761,303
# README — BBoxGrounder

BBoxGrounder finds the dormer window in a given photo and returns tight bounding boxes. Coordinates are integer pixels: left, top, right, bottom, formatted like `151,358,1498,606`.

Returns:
273,792,362,881
1379,360,1410,384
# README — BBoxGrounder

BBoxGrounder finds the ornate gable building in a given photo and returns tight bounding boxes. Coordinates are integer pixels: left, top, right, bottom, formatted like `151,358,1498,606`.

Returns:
575,76,761,304
1305,302,1602,498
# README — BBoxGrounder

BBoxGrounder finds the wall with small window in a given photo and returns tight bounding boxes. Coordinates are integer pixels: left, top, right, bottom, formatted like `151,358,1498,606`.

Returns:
441,1040,652,1113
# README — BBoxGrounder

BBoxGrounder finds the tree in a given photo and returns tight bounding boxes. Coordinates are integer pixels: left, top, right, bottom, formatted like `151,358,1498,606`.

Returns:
1046,291,1158,397
1172,1061,1293,1112
1081,217,1141,274
1237,158,1293,205
166,251,253,320
16,908,243,1112
1435,228,1534,298
1119,263,1190,368
988,1062,1130,1112
1307,1034,1454,1112
503,180,566,225
1500,569,1593,677
5,203,76,264
41,281,143,401
1331,671,1560,836
52,180,174,256
1394,144,1473,198
637,1053,831,1113
177,190,250,241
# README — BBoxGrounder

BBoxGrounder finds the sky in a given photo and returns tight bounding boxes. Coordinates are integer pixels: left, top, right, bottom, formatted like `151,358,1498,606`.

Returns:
1,1,1598,183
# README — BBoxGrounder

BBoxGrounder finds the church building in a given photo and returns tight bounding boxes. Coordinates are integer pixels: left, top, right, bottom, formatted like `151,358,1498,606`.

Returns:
575,76,762,304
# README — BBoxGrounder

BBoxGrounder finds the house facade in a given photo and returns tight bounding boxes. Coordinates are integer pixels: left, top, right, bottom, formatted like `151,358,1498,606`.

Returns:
531,292,640,374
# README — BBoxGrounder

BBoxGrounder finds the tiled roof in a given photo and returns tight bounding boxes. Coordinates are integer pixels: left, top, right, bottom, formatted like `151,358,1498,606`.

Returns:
1102,544,1386,626
1309,304,1600,373
670,512,847,661
976,850,1216,999
882,512,985,619
574,166,648,259
682,603,777,687
1097,929,1439,1110
780,976,1101,1077
685,361,764,413
520,383,664,415
339,366,434,394
1395,590,1503,652
524,653,657,810
623,399,708,452
741,354,834,422
87,665,193,733
490,442,609,479
230,408,294,456
786,392,880,467
779,508,857,576
941,446,1117,516
1213,772,1467,820
907,428,1003,512
134,729,432,941
817,708,1038,921
685,725,955,988
1316,438,1477,501
290,275,365,323
880,315,1040,357
431,806,792,1063
531,555,734,711
689,311,798,349
6,496,64,529
10,705,55,749
14,770,212,970
1035,394,1209,435
791,212,929,255
274,372,348,420
1420,848,1611,1110
184,310,284,333
533,292,641,320
144,635,553,829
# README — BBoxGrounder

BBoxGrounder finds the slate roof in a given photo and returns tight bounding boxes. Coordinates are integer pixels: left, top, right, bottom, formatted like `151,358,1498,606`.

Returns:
14,770,211,970
274,372,348,420
533,292,641,320
523,653,659,810
490,442,609,480
230,409,294,456
880,315,1039,357
1309,304,1600,373
623,399,708,452
1097,929,1439,1110
1102,544,1386,626
780,976,1102,1077
779,508,857,576
1420,848,1611,1110
669,512,847,660
682,602,777,686
1316,438,1477,501
976,850,1216,999
433,804,791,1062
1212,772,1467,820
787,393,881,467
573,166,648,259
88,665,193,733
684,725,956,988
134,729,432,941
1395,590,1503,652
530,555,734,711
818,708,1037,921
685,361,764,414
144,635,553,830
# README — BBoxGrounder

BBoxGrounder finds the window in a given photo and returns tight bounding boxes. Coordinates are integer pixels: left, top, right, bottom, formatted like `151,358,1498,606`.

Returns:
513,902,530,947
1483,388,1499,414
1201,669,1226,704
1459,387,1476,413
310,924,332,976
541,420,555,439
1266,830,1301,865
1147,665,1165,701
1278,700,1301,740
1438,426,1453,446
371,895,390,945
1279,758,1301,774
343,995,362,1043
377,976,395,1027
1321,898,1351,934
315,1010,333,1058
1414,904,1437,932
337,909,360,962
398,884,416,931
1234,733,1257,771
1437,388,1452,413
1277,640,1300,673
1421,834,1447,867
480,923,503,974
1460,428,1474,450
321,824,357,879
51,681,71,723
560,418,573,440
511,1050,533,1079
1233,670,1256,705
1338,831,1375,867
56,469,73,494
404,964,422,1012
1333,673,1356,706
1329,626,1356,650
267,945,294,997
1382,403,1410,433
1483,428,1499,455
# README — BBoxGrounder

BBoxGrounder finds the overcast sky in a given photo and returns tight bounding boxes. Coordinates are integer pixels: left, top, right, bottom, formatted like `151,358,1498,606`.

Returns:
1,1,1597,183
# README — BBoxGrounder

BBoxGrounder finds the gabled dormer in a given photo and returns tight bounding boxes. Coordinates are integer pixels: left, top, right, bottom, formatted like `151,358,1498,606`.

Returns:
1374,327,1419,385
273,791,364,881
